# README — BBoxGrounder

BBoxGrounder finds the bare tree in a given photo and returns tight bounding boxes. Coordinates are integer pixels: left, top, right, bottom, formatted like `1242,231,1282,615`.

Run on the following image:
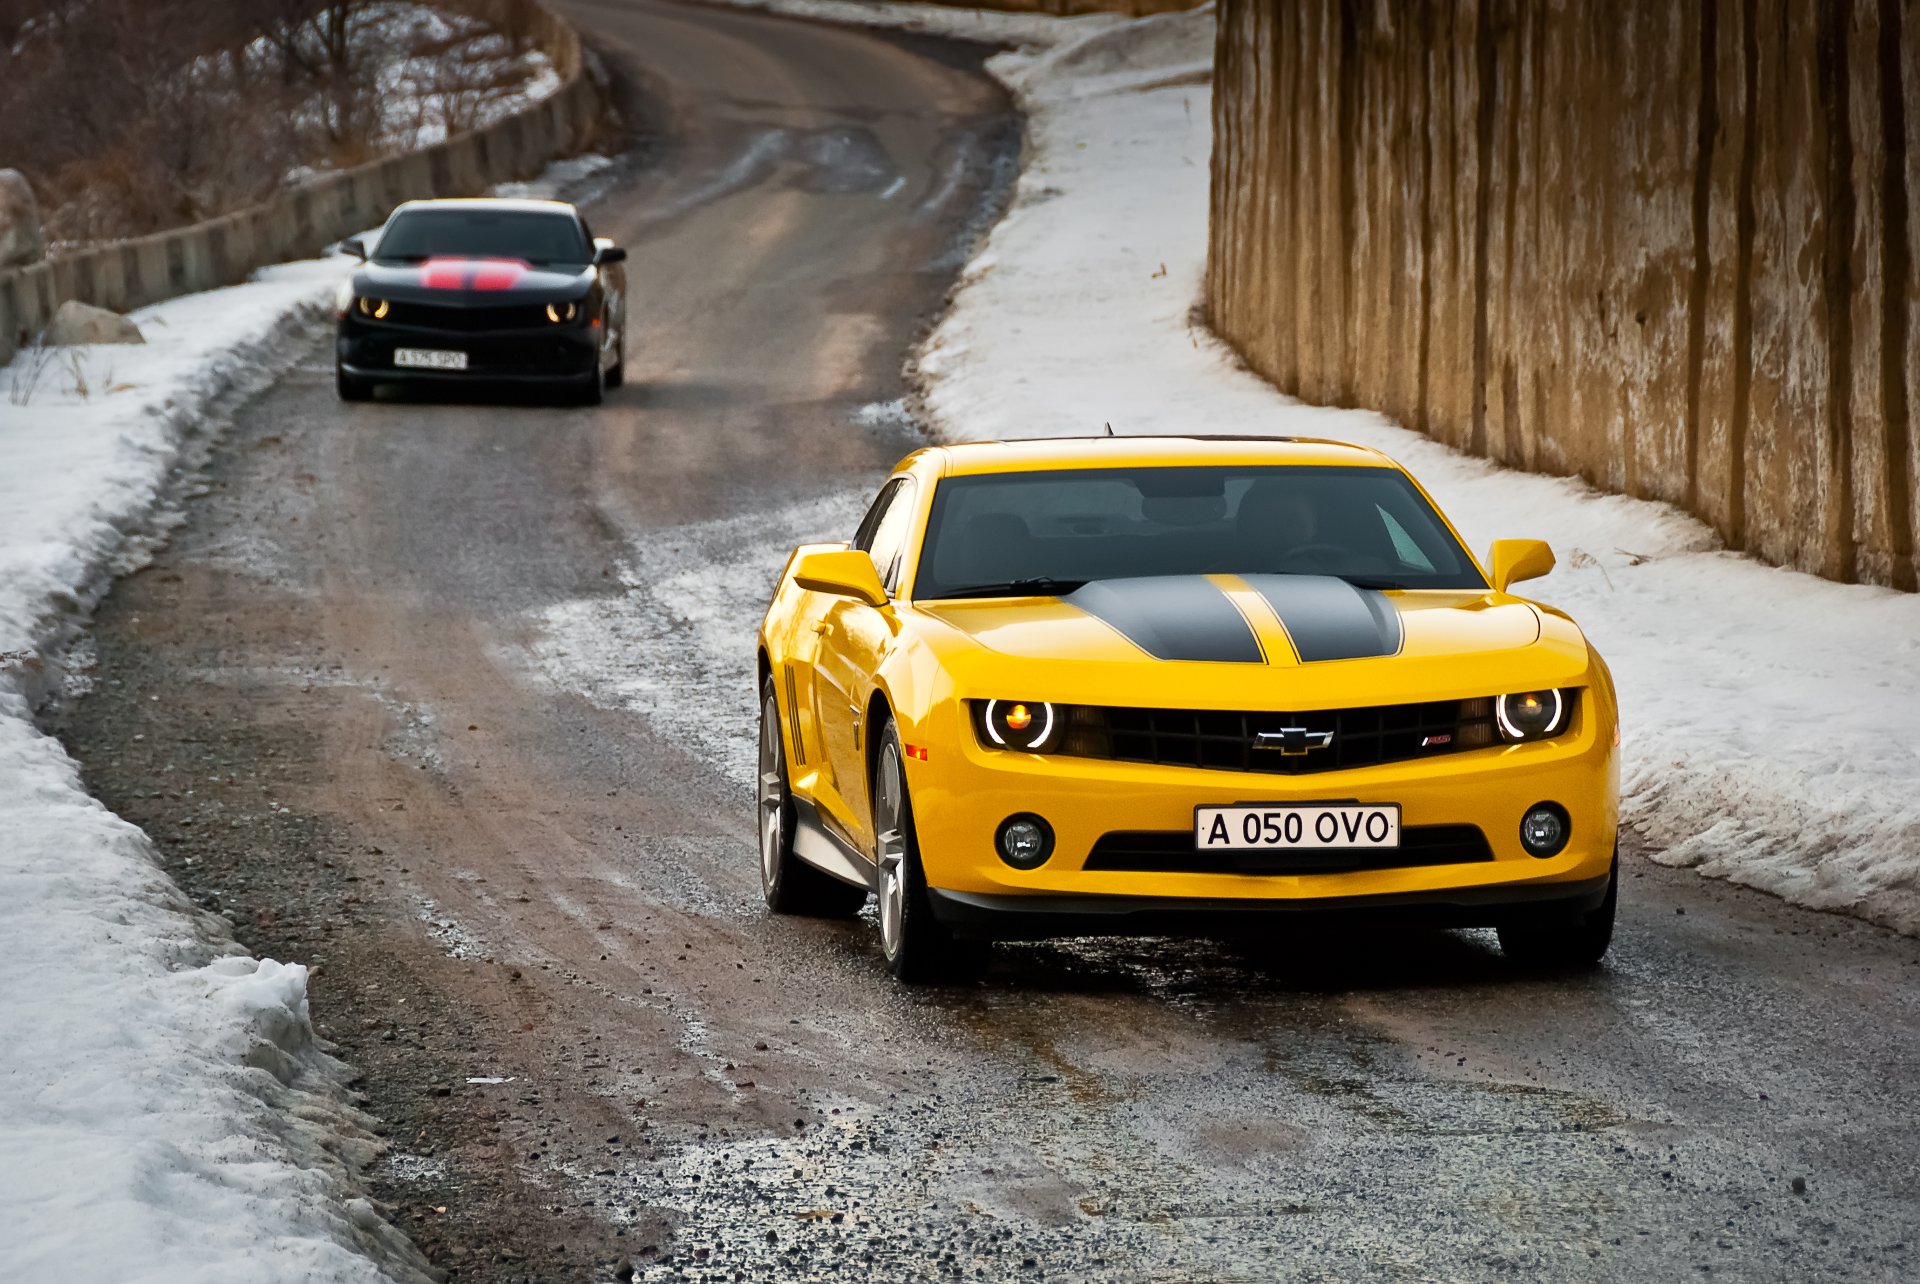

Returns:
0,0,556,244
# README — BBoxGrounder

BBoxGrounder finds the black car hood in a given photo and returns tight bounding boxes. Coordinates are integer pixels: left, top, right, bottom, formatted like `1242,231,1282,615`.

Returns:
354,258,592,306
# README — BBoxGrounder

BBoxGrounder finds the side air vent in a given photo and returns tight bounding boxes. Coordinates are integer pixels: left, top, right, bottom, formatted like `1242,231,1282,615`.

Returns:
783,666,806,764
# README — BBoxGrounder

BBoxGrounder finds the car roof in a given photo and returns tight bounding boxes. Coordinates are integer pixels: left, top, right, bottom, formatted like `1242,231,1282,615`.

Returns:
389,198,579,217
921,435,1398,477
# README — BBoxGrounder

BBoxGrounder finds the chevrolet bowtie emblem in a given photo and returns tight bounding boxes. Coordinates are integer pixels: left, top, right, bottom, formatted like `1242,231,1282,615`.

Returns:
1253,727,1335,756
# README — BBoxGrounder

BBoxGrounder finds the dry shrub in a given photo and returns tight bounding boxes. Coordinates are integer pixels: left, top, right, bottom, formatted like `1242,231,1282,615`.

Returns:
0,0,553,246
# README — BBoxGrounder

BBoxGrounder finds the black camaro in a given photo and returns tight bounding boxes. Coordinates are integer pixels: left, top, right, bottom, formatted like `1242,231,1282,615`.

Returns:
334,198,628,405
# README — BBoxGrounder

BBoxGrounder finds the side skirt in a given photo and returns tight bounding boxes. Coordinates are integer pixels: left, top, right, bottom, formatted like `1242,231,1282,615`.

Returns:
791,797,878,891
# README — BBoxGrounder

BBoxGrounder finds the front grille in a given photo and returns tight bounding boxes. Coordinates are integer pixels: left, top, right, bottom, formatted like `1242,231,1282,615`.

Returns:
1049,698,1507,775
1085,824,1493,875
377,300,555,331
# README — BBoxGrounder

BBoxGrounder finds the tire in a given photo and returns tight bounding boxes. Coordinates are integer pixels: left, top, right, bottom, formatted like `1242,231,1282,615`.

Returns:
1497,856,1618,969
605,332,625,390
336,367,371,402
872,716,987,984
759,678,866,918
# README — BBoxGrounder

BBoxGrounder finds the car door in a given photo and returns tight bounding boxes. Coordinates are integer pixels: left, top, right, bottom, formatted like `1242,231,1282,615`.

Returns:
813,477,916,851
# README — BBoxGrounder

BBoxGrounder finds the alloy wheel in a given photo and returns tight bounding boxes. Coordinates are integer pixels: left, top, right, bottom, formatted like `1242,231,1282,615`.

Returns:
758,694,785,892
876,742,907,959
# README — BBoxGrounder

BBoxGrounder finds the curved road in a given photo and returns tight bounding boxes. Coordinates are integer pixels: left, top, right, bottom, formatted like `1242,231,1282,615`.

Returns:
46,2,1920,1282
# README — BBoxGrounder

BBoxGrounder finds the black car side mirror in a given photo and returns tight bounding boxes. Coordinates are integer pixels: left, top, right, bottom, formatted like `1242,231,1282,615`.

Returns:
340,237,367,261
594,244,627,265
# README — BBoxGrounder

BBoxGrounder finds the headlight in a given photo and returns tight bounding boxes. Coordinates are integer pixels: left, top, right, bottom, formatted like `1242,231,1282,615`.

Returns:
1496,689,1571,742
974,699,1059,752
546,301,578,324
355,296,389,320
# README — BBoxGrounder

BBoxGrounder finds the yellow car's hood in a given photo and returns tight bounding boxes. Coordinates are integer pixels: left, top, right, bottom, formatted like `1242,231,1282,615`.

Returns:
919,574,1540,668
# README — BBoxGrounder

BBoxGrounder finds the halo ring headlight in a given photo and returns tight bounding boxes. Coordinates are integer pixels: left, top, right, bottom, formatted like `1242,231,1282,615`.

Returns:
546,301,578,324
981,699,1056,752
1497,689,1566,742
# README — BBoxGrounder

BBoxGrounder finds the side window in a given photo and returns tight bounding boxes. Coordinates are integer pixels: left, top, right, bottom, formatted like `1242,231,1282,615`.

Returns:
852,478,916,594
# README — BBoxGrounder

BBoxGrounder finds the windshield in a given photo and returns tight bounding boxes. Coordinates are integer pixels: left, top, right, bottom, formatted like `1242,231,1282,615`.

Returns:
374,209,589,266
913,465,1486,599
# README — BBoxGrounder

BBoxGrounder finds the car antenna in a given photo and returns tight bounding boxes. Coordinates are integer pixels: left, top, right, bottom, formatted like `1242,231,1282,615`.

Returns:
1104,421,1115,437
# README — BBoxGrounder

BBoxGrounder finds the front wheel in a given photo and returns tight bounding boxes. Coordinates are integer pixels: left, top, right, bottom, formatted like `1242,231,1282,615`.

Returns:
873,718,987,984
605,331,625,390
759,679,866,918
1497,857,1617,969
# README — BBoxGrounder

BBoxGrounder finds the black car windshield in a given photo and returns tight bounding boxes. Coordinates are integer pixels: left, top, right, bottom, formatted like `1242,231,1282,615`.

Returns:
374,209,590,265
913,465,1487,599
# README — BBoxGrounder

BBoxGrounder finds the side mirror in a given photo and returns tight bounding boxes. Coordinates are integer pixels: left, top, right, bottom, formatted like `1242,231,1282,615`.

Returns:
340,237,367,261
793,549,888,608
594,243,627,265
1489,539,1556,593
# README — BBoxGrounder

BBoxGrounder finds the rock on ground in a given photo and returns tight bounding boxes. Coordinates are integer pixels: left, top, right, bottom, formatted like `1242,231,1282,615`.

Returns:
0,170,42,269
46,299,144,346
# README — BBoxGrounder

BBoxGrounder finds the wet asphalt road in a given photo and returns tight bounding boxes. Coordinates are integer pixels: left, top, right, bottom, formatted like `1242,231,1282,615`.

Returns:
41,1,1920,1281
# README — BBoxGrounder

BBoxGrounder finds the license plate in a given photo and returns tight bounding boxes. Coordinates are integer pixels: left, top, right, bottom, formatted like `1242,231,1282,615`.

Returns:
1195,803,1401,851
394,348,467,371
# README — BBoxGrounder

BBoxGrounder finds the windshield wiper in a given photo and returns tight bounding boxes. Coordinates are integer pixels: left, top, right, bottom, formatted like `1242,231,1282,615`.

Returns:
927,577,1087,600
1254,569,1410,591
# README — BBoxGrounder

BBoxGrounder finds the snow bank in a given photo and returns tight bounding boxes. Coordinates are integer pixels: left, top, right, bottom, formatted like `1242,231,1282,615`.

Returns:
0,703,430,1284
0,155,608,1283
0,258,435,1283
718,1,1920,935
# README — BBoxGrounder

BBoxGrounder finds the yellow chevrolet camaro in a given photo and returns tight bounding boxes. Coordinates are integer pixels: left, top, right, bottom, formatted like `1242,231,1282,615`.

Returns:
756,437,1620,982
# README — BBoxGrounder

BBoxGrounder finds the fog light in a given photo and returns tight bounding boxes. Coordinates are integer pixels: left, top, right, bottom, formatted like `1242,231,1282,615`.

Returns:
996,814,1054,869
1519,803,1570,858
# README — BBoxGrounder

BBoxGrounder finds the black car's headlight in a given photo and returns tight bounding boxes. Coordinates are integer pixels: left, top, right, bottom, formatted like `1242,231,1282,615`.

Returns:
355,296,389,320
973,699,1060,752
1496,689,1574,742
545,301,578,324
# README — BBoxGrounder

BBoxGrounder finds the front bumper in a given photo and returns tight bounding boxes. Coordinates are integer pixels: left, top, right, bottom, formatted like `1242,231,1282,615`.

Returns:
336,319,597,382
905,697,1620,923
929,873,1613,938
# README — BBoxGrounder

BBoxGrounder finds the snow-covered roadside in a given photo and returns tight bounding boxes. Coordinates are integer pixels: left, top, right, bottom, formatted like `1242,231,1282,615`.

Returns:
0,257,428,1284
693,2,1920,936
0,158,607,1283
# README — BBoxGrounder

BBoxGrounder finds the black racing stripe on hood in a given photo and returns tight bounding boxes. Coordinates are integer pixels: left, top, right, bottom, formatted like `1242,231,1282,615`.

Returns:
1243,574,1403,662
1066,576,1262,663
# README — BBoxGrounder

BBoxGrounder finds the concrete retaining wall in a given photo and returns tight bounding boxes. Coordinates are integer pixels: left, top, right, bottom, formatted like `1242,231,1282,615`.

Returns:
0,1,599,367
1206,0,1920,590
